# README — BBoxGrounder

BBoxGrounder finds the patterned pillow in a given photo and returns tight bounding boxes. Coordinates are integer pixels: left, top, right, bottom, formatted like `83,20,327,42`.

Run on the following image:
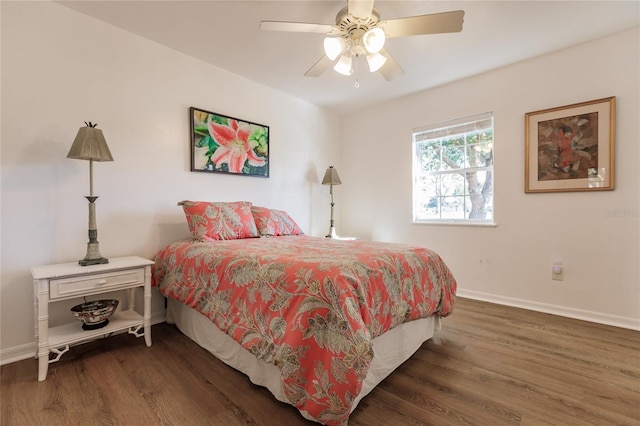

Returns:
251,206,303,236
181,201,259,241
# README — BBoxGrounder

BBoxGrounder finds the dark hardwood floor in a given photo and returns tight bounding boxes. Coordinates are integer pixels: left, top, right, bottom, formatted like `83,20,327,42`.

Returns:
2,298,639,425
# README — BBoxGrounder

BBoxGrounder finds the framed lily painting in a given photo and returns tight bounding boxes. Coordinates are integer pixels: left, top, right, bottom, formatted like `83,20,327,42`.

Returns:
525,96,615,193
190,107,269,177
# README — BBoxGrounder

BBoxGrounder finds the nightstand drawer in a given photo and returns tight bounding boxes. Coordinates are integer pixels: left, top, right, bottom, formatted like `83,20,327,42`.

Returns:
49,268,144,300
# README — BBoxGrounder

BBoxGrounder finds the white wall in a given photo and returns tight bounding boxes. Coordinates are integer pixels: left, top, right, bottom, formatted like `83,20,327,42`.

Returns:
339,28,640,329
0,1,340,360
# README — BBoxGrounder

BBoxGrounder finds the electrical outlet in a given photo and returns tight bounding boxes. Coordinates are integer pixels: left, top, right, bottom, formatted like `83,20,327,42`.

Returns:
552,262,563,281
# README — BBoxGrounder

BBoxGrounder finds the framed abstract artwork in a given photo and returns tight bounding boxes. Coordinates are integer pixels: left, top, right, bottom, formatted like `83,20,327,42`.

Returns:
525,97,615,193
190,106,269,177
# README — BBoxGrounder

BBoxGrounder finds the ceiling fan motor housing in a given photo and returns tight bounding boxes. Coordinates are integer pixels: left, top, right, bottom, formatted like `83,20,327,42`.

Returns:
335,7,382,56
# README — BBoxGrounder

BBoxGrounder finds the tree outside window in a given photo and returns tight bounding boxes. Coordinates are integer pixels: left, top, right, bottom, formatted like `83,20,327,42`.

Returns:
413,112,494,224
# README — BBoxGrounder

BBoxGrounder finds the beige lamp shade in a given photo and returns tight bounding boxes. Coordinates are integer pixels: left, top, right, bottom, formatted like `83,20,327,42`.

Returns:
67,123,114,162
322,166,342,186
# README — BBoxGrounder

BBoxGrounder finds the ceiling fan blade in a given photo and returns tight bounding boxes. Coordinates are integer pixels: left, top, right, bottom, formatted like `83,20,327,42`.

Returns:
304,55,334,77
260,21,337,35
378,49,404,81
380,10,464,38
348,0,375,20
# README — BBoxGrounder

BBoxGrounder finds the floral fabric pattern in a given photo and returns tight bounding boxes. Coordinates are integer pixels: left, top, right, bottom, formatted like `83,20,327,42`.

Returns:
251,206,304,236
182,201,258,241
152,236,456,425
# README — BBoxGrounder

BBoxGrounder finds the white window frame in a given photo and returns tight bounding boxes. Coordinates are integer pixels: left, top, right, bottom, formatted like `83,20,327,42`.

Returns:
412,112,495,225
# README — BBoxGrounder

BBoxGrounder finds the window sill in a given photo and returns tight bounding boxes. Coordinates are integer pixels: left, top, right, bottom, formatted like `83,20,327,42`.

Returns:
413,220,496,227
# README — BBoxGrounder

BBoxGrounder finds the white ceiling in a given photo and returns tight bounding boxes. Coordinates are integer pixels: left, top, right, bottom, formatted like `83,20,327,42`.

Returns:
57,1,639,113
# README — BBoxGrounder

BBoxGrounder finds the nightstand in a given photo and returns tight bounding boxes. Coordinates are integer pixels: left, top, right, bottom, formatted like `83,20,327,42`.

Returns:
30,256,154,381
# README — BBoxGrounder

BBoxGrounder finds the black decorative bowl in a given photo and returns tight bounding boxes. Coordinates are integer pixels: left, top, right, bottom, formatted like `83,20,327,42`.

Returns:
71,299,119,330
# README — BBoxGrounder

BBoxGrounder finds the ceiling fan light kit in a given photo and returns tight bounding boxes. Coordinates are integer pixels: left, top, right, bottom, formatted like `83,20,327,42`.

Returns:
362,27,385,53
334,54,353,76
324,37,347,61
325,26,386,75
260,0,464,82
366,52,387,72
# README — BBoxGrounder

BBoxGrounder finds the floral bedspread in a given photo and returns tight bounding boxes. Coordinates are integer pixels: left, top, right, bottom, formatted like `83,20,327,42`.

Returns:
151,235,457,425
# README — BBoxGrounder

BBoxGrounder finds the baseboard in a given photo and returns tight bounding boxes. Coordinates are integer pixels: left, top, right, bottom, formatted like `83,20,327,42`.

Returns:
0,311,167,366
0,342,36,367
457,288,640,331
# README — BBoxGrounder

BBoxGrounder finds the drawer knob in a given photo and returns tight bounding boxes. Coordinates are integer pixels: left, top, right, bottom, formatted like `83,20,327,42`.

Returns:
97,279,108,285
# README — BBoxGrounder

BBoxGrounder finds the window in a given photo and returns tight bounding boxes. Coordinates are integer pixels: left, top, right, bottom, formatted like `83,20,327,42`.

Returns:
412,112,494,224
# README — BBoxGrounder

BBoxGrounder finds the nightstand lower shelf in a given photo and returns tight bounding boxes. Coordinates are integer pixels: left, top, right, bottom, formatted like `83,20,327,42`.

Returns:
48,309,144,349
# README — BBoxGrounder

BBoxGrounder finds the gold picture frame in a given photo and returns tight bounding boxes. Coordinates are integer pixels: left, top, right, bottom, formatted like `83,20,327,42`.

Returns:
525,96,615,193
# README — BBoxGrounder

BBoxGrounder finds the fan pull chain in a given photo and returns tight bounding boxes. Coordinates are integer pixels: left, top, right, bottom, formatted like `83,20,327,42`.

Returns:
354,56,360,88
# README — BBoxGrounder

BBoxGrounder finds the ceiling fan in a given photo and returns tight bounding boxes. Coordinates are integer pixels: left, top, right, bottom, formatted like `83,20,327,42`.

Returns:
260,0,464,82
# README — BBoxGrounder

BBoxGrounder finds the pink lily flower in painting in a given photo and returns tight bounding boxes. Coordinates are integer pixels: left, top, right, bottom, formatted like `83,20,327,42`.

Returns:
208,120,266,173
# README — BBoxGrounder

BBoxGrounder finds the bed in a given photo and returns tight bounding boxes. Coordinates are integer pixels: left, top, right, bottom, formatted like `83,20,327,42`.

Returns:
151,201,457,425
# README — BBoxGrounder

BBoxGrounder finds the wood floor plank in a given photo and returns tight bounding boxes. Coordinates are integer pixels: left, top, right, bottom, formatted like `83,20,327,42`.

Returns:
83,349,160,424
468,339,640,420
381,366,522,425
353,384,477,426
2,297,638,425
109,336,228,424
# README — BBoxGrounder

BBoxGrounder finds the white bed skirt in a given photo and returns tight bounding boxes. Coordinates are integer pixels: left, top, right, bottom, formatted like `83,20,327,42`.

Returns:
166,298,440,422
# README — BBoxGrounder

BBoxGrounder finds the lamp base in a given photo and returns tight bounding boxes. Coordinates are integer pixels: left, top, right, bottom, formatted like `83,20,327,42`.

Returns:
79,241,108,266
79,257,109,266
325,227,338,238
79,208,108,266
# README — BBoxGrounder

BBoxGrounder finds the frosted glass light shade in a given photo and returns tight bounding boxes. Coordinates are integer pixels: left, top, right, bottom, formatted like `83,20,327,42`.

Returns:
333,55,353,76
363,27,385,53
323,37,346,61
366,52,387,72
